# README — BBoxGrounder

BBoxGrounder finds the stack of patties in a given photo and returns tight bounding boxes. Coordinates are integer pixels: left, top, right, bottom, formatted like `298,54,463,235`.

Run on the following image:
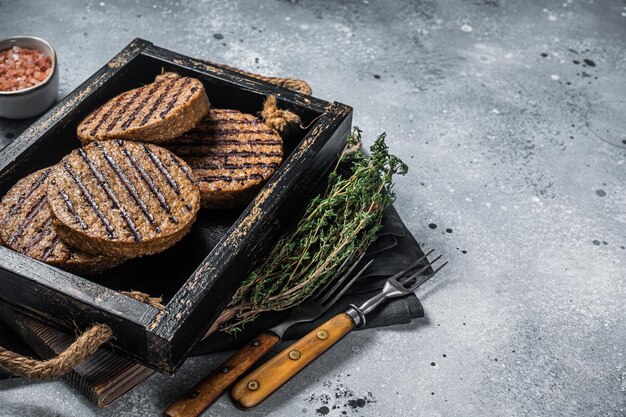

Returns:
0,72,285,275
78,72,285,209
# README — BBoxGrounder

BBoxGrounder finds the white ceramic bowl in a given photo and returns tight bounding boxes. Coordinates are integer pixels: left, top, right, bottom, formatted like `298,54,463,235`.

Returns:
0,36,59,119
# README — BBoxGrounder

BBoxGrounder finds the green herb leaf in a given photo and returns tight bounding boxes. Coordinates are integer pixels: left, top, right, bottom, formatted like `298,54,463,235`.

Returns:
221,127,407,333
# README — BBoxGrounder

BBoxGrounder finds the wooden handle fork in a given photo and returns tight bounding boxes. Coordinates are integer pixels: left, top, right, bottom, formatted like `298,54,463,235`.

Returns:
230,313,355,408
164,332,280,417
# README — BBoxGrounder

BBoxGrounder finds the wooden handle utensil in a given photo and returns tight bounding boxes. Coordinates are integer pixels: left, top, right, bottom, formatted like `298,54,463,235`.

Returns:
230,313,355,409
164,254,372,416
164,332,280,417
230,251,447,409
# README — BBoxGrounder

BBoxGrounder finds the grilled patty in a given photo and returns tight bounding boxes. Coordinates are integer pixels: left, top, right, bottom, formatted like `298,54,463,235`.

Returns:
77,75,210,145
47,140,201,258
0,168,124,274
165,109,283,209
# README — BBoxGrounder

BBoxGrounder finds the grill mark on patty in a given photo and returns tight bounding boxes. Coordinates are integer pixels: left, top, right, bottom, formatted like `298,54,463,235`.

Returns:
166,154,195,213
80,105,106,133
7,194,47,245
153,78,191,121
189,161,279,171
187,129,277,137
41,236,61,261
194,118,262,126
23,217,53,254
104,88,143,133
168,153,195,184
58,189,88,230
180,127,276,138
159,81,195,119
143,144,181,196
63,161,116,239
95,142,161,233
176,150,282,158
134,80,174,128
180,79,198,98
117,140,171,214
119,82,162,130
168,139,283,147
88,93,127,137
207,115,261,123
4,168,50,221
139,78,189,127
77,149,142,242
196,174,265,183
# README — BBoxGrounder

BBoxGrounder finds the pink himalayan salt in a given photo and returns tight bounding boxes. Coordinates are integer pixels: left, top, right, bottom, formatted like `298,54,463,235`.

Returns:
0,46,52,92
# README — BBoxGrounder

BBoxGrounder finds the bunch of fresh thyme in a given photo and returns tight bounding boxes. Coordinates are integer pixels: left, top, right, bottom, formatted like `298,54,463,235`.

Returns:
221,127,408,333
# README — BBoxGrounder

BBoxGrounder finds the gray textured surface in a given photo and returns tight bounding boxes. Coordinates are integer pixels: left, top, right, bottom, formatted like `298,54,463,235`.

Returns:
1,0,625,416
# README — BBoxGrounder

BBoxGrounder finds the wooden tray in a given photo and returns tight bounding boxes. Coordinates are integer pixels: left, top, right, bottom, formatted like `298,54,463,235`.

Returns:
0,38,352,374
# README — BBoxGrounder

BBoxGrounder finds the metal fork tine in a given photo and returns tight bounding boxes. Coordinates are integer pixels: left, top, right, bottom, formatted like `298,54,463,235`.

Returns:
406,259,447,291
317,256,371,304
388,249,435,282
312,252,366,301
396,255,442,285
320,259,374,307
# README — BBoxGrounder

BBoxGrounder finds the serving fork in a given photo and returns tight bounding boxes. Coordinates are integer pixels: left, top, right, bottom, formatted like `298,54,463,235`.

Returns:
230,249,446,408
164,252,372,417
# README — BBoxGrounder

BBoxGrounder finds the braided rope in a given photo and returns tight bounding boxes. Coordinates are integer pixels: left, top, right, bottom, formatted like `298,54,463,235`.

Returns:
120,290,165,310
210,62,312,95
261,96,301,133
0,324,112,380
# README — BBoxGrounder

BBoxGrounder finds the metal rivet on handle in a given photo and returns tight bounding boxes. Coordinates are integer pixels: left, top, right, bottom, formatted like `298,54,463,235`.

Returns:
247,380,259,391
251,340,260,347
221,367,229,374
288,350,301,360
317,330,329,340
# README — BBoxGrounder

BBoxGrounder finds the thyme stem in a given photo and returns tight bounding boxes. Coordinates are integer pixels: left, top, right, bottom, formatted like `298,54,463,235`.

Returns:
221,128,408,333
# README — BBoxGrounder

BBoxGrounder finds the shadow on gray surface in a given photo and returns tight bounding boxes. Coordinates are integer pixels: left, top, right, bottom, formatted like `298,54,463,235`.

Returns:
1,401,72,417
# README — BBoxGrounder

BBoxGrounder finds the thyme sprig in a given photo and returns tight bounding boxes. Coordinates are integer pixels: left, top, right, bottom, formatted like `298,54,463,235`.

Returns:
222,127,408,333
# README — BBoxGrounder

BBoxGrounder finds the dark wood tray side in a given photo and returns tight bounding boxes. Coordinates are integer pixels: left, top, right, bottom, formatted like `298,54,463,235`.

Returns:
0,38,352,373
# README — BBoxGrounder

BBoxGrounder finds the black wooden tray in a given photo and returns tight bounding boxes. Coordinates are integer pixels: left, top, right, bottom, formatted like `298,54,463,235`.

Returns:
0,38,352,374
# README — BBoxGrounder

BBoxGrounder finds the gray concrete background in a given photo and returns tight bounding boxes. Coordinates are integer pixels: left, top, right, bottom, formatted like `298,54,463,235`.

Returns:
0,0,625,416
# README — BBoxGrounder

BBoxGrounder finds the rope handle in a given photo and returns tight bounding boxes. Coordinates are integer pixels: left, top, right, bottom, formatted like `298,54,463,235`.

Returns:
0,290,161,380
0,323,112,380
208,62,312,96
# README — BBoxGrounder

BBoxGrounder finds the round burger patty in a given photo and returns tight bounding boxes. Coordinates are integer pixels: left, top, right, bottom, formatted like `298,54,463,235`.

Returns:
47,140,201,258
77,75,210,145
165,109,284,209
0,168,124,274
